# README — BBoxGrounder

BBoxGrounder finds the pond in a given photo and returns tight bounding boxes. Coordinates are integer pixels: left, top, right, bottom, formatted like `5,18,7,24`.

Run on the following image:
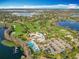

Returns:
0,27,23,59
57,20,79,31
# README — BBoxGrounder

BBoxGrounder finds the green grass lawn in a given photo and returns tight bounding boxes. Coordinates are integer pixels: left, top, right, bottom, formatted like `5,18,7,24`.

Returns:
1,40,16,47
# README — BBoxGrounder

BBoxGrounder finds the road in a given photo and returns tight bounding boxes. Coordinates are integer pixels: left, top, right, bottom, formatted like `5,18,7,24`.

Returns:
4,28,31,59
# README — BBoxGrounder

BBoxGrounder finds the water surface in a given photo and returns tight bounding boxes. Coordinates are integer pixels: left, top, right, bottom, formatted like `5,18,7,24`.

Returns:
0,27,22,59
70,14,79,17
12,12,38,17
57,20,79,31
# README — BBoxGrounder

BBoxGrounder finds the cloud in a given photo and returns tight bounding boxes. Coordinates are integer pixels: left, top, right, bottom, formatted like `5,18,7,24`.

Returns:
67,4,78,9
0,4,79,9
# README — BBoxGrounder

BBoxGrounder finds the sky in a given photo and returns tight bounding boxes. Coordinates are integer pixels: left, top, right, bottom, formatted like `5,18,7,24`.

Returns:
0,0,79,9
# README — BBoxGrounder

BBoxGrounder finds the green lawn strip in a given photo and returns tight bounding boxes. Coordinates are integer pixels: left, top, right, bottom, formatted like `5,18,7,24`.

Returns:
1,40,16,47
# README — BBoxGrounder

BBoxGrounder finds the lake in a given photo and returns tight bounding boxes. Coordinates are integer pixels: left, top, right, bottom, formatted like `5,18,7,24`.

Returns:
70,14,79,17
57,20,79,31
0,27,22,59
12,12,39,17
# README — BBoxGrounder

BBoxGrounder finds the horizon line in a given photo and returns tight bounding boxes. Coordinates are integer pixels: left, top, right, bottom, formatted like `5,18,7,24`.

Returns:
0,4,79,9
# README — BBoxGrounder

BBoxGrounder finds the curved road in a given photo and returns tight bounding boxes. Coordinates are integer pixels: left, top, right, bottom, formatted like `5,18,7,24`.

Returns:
4,28,31,59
